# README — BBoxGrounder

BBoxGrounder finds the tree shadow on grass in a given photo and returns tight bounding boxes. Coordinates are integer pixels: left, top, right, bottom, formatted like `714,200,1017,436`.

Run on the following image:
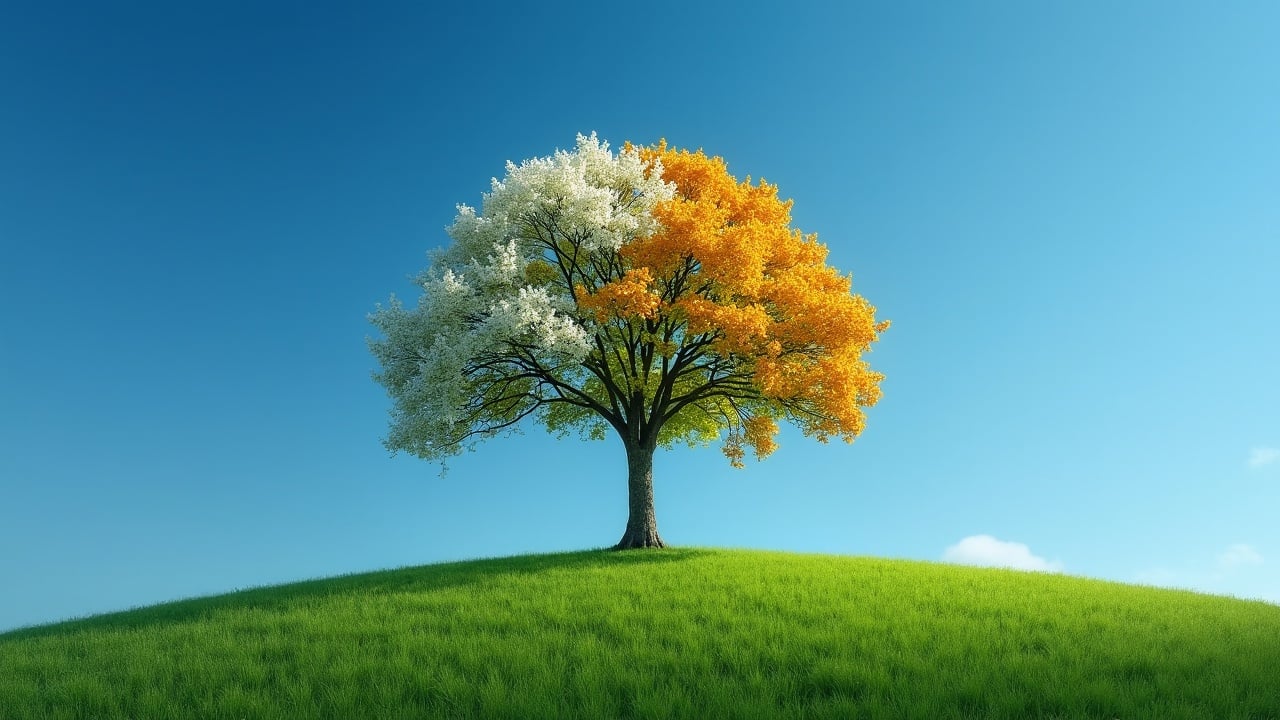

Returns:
0,547,713,641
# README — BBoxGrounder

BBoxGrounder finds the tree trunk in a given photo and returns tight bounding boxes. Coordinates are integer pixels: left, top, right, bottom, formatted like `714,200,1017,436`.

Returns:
614,438,665,549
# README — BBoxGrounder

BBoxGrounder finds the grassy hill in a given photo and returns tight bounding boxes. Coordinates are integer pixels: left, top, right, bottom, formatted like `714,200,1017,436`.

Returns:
3,548,1279,719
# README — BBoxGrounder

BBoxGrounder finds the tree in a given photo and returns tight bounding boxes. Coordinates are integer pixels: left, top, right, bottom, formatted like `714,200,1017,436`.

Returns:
369,134,888,549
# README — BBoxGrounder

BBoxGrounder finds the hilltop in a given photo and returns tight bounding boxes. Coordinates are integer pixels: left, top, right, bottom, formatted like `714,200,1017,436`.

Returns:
3,548,1279,719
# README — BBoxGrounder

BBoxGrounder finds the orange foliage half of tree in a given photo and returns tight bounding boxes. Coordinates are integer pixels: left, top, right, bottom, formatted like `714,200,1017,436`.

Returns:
579,142,890,465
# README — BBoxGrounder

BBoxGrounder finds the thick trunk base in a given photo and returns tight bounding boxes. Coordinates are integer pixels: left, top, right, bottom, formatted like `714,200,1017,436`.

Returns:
613,525,666,550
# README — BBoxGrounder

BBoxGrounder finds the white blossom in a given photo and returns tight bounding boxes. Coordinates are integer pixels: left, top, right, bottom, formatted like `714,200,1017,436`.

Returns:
370,134,670,459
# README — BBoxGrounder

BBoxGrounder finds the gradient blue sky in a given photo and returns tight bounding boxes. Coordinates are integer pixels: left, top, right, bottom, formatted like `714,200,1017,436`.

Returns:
2,2,1278,632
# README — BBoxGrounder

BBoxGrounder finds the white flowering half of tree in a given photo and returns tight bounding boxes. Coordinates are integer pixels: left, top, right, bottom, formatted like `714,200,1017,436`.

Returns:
370,134,888,549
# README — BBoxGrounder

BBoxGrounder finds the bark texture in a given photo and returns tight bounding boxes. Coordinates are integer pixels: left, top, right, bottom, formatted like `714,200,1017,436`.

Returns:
614,439,665,549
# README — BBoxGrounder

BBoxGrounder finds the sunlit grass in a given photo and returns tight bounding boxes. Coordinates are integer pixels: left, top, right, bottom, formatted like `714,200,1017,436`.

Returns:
3,549,1279,719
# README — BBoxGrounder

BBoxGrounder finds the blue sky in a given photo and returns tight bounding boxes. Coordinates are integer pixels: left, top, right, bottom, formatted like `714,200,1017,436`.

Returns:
2,2,1277,632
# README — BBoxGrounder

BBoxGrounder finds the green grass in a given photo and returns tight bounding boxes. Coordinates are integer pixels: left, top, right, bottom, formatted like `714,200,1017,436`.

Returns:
3,549,1279,719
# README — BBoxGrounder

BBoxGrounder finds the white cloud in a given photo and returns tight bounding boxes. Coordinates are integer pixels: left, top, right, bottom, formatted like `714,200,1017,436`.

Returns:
942,534,1063,573
1136,544,1274,604
1248,447,1280,469
1218,543,1264,569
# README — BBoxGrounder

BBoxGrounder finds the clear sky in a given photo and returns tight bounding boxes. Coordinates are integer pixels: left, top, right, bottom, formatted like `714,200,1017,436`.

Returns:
2,2,1277,632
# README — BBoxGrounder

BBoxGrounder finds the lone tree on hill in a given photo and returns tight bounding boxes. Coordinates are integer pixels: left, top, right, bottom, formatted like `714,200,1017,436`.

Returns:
370,134,888,549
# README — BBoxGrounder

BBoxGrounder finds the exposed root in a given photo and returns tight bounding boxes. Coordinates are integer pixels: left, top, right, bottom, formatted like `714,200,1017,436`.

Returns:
613,529,666,550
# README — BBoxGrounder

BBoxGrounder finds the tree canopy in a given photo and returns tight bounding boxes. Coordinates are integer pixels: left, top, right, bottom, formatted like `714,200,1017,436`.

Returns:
370,134,888,547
